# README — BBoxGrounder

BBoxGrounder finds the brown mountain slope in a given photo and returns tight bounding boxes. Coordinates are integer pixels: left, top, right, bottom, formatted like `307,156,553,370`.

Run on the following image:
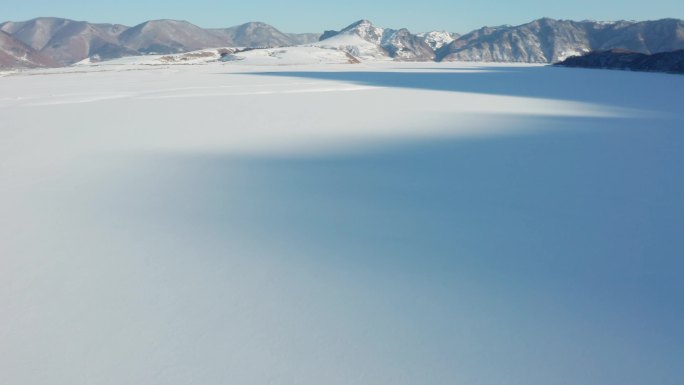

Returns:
0,30,55,68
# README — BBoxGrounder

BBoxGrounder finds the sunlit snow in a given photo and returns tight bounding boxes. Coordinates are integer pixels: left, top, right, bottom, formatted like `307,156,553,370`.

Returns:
1,57,682,385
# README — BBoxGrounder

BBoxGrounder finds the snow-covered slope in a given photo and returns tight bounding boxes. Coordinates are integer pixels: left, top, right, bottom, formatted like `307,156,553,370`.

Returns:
416,31,459,50
1,62,683,385
71,48,229,66
314,32,389,60
225,46,360,65
341,19,387,45
71,46,359,67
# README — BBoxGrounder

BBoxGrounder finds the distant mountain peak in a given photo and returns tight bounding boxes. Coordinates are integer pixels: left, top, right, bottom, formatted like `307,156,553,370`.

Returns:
133,19,198,30
145,19,192,24
337,19,386,45
416,31,459,50
345,19,374,28
318,20,434,61
240,21,272,27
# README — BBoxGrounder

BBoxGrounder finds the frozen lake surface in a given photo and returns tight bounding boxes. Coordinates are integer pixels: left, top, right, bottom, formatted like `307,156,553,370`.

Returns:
1,61,683,385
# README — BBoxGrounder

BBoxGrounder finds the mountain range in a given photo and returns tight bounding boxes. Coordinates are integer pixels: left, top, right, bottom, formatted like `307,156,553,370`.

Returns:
1,16,683,68
0,18,322,68
438,18,684,62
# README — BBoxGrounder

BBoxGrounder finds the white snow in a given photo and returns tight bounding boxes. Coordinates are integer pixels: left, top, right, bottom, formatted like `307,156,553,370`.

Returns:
342,19,386,45
1,60,683,385
417,30,456,50
556,48,591,61
313,33,390,60
70,46,360,67
227,46,359,65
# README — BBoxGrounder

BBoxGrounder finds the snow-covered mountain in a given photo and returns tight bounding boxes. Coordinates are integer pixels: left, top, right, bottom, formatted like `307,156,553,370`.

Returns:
315,31,389,60
317,20,435,61
437,18,684,63
383,28,436,60
0,30,55,68
416,31,459,50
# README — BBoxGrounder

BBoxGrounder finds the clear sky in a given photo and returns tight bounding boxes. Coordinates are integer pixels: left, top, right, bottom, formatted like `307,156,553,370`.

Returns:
3,0,683,33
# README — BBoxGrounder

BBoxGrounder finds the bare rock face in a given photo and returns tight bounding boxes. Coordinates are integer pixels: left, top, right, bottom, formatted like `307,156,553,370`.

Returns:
382,28,436,61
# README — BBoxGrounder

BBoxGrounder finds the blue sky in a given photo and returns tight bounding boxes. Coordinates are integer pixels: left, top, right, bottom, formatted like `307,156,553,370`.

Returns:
4,0,684,34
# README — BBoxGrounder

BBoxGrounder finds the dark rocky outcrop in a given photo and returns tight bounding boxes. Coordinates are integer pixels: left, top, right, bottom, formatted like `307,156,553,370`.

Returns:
555,49,684,74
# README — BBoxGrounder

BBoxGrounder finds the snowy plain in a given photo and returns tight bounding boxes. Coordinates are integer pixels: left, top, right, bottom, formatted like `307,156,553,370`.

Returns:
1,54,683,385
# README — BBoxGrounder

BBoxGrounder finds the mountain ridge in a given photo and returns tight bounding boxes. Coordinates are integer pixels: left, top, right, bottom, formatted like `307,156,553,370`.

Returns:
0,17,322,65
437,17,684,62
1,16,683,67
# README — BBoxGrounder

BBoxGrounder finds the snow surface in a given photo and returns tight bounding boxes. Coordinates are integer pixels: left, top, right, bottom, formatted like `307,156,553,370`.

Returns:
417,31,457,50
313,33,390,60
70,46,359,67
556,48,591,61
1,59,683,385
228,46,358,65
